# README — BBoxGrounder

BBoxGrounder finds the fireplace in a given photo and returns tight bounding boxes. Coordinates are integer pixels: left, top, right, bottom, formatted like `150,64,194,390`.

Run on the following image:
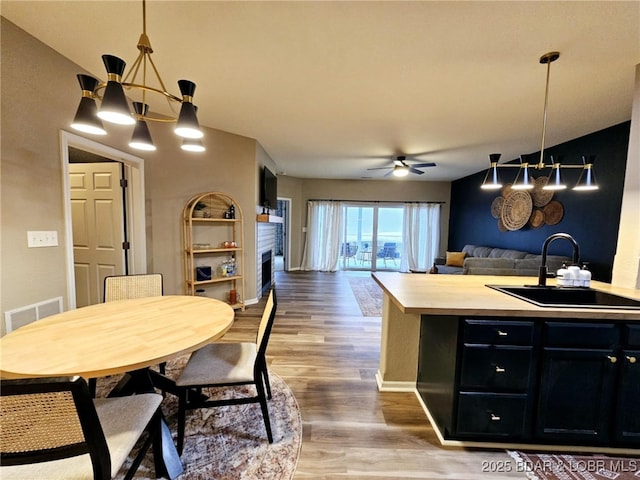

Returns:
261,250,273,296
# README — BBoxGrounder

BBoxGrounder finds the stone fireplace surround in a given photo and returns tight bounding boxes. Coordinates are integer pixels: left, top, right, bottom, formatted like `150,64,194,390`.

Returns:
256,222,276,299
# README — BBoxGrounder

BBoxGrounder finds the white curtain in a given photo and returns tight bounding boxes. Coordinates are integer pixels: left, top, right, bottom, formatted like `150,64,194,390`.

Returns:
301,200,344,272
400,203,441,272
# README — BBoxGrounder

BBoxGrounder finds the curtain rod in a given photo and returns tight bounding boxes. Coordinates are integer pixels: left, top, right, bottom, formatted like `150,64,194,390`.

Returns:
307,199,445,204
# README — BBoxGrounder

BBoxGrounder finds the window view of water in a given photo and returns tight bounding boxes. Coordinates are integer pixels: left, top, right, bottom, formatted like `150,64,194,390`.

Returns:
341,205,403,271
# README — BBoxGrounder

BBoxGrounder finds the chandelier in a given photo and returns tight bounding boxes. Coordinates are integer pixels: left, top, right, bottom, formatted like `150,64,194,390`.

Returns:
481,51,597,192
70,0,205,153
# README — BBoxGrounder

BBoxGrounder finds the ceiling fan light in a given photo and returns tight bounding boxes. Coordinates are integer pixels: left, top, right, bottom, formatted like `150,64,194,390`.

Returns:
393,165,409,177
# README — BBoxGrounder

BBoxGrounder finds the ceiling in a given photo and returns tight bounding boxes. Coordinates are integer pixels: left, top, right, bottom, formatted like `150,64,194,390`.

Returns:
3,1,639,181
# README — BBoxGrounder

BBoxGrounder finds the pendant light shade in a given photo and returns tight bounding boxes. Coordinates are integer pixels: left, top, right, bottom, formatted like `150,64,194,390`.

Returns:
174,80,203,139
573,156,599,191
97,55,135,125
511,156,534,190
71,75,107,135
480,51,597,193
181,138,206,152
480,153,502,190
542,155,567,190
129,102,156,151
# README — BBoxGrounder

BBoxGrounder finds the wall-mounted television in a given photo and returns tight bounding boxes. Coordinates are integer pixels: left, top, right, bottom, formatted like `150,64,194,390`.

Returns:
261,166,277,211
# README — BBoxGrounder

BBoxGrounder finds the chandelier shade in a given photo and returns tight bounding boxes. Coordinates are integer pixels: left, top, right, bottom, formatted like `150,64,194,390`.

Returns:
480,153,503,190
511,156,534,190
542,155,567,191
129,102,156,151
573,156,599,191
181,138,206,152
70,0,204,152
97,55,136,125
71,75,107,135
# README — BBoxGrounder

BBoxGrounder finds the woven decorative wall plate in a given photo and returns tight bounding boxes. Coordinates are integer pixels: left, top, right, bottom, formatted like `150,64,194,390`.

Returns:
490,196,504,219
543,200,564,225
531,176,554,207
501,191,533,231
529,208,545,228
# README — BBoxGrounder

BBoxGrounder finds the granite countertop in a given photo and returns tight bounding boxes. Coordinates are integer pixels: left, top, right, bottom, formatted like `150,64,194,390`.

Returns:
371,272,640,320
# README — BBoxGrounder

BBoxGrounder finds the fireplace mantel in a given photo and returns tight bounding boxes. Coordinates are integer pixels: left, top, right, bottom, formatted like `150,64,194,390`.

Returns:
256,214,283,224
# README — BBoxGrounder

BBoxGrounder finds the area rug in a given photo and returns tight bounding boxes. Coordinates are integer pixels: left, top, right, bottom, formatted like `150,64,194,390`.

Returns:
97,356,302,480
348,275,383,316
508,451,640,480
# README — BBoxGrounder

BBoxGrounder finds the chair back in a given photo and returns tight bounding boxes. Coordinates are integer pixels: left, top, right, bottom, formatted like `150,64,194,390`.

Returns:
256,288,277,357
103,273,163,302
0,376,111,479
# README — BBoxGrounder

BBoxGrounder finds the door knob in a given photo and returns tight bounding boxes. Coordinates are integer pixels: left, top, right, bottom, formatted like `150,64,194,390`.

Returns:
626,356,637,364
490,413,501,421
495,366,506,373
497,330,508,336
607,355,618,364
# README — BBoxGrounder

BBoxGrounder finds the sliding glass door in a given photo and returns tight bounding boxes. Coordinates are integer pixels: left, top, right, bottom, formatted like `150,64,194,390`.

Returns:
341,204,403,271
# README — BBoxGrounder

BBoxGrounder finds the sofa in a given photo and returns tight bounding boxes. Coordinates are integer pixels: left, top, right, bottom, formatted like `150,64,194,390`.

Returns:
435,244,572,276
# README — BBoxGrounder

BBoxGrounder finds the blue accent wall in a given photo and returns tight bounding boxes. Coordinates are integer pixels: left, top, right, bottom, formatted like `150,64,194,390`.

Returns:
448,121,630,282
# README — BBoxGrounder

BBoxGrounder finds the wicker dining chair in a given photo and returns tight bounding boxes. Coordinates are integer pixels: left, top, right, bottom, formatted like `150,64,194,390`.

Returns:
0,376,163,480
175,288,277,455
103,273,163,302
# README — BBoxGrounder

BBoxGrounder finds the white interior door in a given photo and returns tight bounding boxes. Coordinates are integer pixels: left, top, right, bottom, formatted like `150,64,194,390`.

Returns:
69,162,126,307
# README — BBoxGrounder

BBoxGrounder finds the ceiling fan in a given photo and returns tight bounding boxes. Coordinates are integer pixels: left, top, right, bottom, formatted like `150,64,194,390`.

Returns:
367,155,437,177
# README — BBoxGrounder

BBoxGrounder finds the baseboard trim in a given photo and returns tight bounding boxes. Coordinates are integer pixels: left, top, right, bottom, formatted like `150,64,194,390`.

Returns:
375,371,416,392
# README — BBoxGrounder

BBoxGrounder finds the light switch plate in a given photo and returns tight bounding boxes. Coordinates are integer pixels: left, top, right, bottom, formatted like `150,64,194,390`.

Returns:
27,231,58,248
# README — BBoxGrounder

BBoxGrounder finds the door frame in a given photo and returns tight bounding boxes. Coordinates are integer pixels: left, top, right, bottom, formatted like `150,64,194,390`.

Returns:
60,131,146,309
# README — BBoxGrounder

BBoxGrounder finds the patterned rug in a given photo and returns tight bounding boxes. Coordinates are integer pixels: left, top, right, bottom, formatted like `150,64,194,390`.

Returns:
348,275,383,317
508,451,640,480
97,356,301,480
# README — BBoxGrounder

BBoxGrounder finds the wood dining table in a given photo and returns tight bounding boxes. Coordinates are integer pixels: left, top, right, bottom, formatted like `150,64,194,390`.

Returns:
0,294,235,479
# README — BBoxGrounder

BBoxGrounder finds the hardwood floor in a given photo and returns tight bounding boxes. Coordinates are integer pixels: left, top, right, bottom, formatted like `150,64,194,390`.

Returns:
231,271,520,479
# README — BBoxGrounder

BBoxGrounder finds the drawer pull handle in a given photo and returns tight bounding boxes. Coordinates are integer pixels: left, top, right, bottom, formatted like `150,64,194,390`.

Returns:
490,413,501,421
627,356,637,364
495,366,506,373
607,355,618,364
497,330,508,336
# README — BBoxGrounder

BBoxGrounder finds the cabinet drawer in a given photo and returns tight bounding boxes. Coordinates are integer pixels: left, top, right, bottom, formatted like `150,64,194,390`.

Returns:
456,393,528,437
460,346,533,390
544,322,618,348
463,320,534,345
626,325,640,347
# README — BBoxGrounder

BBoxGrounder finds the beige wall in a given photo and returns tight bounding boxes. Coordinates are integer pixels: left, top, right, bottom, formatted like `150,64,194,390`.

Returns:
276,176,451,269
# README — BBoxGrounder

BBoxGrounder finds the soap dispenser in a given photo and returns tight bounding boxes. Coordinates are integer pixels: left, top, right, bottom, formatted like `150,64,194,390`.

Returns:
556,263,570,287
578,263,591,288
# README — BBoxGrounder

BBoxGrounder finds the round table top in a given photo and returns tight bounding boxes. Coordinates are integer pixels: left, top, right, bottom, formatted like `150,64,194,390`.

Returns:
0,295,235,379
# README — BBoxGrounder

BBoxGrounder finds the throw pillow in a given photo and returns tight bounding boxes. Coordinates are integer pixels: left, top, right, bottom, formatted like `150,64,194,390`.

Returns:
446,251,466,267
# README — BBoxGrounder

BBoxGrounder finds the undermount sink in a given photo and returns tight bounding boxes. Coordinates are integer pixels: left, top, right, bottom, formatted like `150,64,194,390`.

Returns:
486,284,640,310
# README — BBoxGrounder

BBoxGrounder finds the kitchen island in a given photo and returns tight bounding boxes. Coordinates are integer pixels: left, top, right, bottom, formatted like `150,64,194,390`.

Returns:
372,272,640,454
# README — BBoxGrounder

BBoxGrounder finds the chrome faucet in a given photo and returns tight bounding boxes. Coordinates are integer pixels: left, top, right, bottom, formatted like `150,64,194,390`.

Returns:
538,233,580,287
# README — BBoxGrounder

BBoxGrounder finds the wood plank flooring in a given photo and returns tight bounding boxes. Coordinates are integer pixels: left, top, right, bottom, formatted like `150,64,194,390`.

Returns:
230,271,521,479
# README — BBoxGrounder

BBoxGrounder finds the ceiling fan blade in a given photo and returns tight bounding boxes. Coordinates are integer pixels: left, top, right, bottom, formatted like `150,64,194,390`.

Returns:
367,166,393,171
409,162,436,168
408,167,425,175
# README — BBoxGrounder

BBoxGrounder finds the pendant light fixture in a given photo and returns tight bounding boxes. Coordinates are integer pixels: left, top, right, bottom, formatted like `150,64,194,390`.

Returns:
70,0,205,152
480,51,598,192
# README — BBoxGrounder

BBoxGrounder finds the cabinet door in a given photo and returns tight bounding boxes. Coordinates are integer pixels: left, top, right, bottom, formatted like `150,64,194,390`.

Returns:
615,349,640,445
536,348,617,443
